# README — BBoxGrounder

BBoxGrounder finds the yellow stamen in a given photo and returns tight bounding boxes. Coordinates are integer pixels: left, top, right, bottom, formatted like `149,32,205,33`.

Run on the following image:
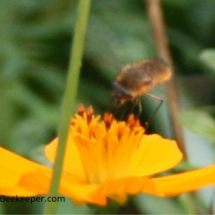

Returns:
72,106,145,183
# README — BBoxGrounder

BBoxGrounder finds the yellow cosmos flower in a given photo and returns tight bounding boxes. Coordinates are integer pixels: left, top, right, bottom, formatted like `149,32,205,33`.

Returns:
0,105,215,206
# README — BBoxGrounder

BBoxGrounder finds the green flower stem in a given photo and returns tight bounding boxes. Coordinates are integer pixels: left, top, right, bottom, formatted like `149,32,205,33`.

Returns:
43,0,92,214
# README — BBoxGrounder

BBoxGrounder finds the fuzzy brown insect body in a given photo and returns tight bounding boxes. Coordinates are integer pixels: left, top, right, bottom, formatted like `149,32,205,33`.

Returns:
112,58,172,104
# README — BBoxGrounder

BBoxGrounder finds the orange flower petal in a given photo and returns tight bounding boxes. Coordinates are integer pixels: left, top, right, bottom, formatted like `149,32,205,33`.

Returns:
19,168,101,205
0,187,38,197
152,164,215,197
129,134,183,176
18,168,52,195
91,177,159,205
45,134,85,181
59,173,100,205
0,147,45,189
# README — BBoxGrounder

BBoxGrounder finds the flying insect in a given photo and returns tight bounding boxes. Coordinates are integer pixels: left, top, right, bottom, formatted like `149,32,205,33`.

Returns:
112,58,172,123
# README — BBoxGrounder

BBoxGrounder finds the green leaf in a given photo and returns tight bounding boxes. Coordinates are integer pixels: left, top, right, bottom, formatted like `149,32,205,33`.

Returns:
180,109,215,143
135,194,186,214
199,49,215,72
212,193,215,213
56,198,91,215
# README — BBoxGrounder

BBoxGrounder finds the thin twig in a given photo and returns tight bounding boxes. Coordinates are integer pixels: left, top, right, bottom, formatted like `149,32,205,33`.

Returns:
146,0,187,157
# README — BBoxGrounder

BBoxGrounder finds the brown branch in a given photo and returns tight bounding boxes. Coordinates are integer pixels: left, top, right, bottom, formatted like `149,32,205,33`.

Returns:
146,0,187,157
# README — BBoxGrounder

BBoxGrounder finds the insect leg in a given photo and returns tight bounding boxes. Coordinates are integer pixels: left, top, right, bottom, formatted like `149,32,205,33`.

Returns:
144,93,163,129
137,97,142,113
133,97,142,117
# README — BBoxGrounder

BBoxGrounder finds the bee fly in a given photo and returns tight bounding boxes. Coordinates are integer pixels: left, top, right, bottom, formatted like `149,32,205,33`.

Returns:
112,58,172,126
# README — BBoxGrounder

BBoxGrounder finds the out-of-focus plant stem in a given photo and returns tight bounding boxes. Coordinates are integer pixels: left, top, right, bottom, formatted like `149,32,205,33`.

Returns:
146,0,187,158
43,0,92,214
145,2,203,214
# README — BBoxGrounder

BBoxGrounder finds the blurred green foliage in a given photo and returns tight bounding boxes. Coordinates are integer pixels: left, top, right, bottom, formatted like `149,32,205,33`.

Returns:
180,109,215,144
0,0,215,214
199,49,215,72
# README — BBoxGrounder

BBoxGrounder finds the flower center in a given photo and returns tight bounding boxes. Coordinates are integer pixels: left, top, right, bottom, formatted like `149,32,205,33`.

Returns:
71,105,145,184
